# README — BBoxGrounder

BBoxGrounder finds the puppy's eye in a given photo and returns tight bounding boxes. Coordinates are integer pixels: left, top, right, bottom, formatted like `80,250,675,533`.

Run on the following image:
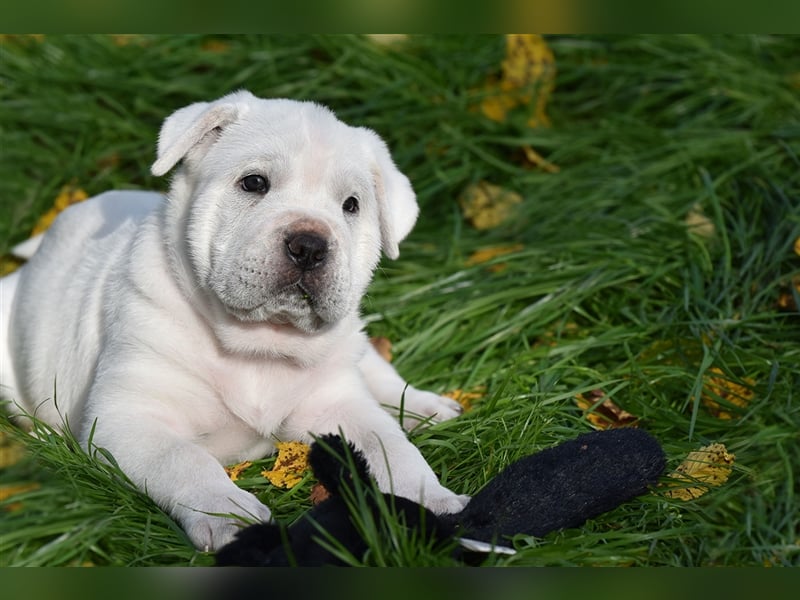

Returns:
342,196,359,214
240,174,269,194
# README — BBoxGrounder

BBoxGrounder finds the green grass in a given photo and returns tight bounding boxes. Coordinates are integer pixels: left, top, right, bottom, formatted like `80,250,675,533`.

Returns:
1,34,799,567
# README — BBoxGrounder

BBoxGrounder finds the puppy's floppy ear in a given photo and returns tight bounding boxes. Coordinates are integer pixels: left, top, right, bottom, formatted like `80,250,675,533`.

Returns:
151,90,255,177
362,129,419,260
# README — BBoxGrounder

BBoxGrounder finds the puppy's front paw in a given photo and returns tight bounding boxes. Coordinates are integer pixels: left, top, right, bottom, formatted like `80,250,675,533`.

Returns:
424,489,471,515
179,489,272,552
397,389,463,430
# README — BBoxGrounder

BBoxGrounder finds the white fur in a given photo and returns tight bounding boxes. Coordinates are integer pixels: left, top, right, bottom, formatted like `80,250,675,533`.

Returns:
0,91,466,551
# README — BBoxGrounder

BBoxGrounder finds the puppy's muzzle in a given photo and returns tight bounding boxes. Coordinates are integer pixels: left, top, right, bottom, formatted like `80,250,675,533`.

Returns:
285,232,328,272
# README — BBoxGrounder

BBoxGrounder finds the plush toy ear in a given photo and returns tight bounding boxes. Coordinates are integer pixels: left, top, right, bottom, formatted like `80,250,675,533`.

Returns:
151,90,255,177
361,129,419,260
309,434,372,495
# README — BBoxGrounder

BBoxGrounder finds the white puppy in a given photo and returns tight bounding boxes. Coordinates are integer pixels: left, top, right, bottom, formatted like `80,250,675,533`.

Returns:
0,90,467,551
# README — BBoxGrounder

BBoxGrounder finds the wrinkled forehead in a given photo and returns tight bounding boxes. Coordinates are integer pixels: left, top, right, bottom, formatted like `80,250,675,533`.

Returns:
216,100,369,165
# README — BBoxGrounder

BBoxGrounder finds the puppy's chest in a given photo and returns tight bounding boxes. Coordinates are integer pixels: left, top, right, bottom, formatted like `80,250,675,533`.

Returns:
212,360,317,433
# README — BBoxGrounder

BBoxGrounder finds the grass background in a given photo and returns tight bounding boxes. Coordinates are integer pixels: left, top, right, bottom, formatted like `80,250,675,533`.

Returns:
0,34,798,567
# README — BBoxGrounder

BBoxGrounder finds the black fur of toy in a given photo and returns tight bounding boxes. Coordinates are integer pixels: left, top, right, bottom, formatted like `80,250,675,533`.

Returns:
215,428,665,566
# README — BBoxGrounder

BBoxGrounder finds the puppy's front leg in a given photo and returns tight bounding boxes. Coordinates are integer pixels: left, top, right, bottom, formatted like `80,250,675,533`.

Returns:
86,411,271,551
287,389,469,515
359,342,462,429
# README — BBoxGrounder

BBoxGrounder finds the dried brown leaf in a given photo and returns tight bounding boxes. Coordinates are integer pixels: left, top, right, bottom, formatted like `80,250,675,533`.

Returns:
575,389,639,430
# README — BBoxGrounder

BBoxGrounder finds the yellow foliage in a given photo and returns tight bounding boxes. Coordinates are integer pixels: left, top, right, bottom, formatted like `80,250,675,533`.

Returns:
31,184,89,236
0,482,40,503
664,443,735,501
224,461,253,482
520,145,560,173
0,431,26,468
0,256,24,276
701,367,755,420
466,244,524,272
480,34,556,128
201,39,231,53
458,181,522,230
262,441,310,489
685,203,716,239
443,387,486,412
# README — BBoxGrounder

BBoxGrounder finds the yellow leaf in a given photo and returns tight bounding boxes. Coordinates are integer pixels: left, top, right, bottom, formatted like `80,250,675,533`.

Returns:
575,389,639,430
520,145,560,173
794,236,800,256
465,244,524,271
701,367,755,420
31,184,89,236
479,34,556,128
685,203,715,239
479,82,520,123
458,181,522,230
0,255,24,276
663,443,735,501
201,39,231,53
0,432,26,468
777,276,800,312
224,460,252,482
0,482,40,503
443,387,486,412
262,441,310,489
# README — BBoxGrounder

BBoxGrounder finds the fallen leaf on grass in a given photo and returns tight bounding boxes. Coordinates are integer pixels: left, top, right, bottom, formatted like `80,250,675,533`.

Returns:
466,244,524,273
685,203,715,239
701,367,755,420
0,255,24,276
479,34,556,128
443,387,486,412
458,181,522,230
575,389,639,429
262,441,310,489
532,321,586,349
777,276,800,312
224,461,253,482
0,431,26,468
663,443,735,501
369,336,393,362
201,38,231,53
519,145,560,174
31,184,89,236
1,482,41,512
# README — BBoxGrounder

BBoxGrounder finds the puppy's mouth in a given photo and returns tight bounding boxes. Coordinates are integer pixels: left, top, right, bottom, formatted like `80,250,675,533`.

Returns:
221,281,329,333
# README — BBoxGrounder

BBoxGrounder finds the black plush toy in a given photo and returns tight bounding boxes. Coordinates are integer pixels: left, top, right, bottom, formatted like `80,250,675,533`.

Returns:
215,428,666,566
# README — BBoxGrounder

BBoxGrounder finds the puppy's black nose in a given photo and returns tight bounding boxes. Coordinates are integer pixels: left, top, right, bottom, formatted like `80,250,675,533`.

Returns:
285,232,328,271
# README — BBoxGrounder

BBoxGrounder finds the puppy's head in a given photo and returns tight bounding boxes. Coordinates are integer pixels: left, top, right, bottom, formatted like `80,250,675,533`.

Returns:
152,91,418,349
